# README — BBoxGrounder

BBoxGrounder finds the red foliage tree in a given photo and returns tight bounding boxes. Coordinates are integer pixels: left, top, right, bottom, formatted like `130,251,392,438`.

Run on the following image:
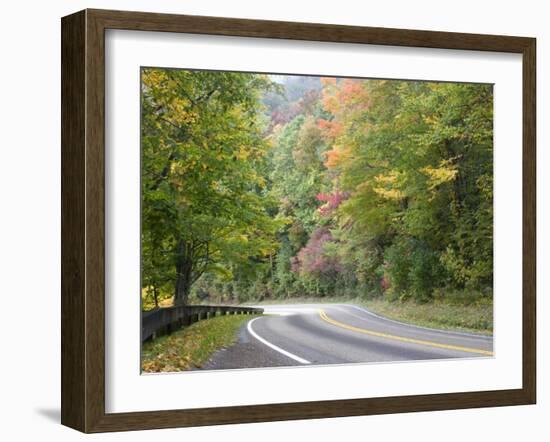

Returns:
292,227,341,276
316,191,350,217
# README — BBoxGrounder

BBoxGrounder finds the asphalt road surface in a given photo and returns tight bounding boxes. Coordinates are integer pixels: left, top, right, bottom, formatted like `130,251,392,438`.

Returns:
202,304,493,370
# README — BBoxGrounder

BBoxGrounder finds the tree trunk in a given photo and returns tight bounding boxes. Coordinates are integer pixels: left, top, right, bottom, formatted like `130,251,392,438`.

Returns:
174,270,191,306
153,286,159,309
174,239,193,306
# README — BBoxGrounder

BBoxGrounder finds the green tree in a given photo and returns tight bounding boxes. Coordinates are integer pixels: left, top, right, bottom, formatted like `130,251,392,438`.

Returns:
320,79,493,299
141,68,280,306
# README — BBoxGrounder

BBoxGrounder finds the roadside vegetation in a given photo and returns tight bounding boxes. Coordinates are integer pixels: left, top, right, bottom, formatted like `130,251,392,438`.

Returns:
256,295,492,334
142,314,261,373
362,297,492,334
141,69,493,330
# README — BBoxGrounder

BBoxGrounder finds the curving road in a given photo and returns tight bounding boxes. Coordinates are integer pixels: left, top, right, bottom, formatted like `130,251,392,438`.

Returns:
202,304,493,370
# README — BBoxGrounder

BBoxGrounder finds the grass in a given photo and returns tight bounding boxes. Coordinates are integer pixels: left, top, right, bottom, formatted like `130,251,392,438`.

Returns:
141,314,261,373
255,295,493,335
359,298,493,335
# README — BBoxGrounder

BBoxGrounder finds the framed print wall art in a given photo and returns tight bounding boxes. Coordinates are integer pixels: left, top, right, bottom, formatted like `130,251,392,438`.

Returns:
61,9,536,433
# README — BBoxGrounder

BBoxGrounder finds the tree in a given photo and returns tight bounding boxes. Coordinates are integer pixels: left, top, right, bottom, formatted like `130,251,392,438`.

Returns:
319,79,493,299
141,70,494,306
141,68,280,306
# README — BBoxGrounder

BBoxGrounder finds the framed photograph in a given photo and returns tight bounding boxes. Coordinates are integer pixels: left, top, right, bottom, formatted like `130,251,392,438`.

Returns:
61,9,536,433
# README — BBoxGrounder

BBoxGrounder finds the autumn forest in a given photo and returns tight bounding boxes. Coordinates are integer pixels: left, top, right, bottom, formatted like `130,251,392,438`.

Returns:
141,68,493,312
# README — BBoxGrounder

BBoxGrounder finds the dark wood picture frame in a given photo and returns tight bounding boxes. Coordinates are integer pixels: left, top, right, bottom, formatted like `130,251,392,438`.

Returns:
61,8,536,433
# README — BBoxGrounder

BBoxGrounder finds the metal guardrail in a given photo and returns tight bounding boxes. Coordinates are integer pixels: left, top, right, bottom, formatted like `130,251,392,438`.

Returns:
141,304,263,342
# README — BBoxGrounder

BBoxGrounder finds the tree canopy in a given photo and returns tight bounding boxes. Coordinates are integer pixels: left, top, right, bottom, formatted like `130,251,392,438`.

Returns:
141,69,493,309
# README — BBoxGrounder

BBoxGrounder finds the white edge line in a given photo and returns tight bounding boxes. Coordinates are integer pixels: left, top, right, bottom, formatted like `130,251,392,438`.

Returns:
247,317,311,364
343,304,493,340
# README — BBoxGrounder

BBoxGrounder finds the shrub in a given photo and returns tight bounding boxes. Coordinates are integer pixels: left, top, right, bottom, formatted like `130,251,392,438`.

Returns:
383,237,443,302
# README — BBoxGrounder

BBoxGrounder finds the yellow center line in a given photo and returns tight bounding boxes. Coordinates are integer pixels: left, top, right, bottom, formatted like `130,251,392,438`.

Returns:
318,309,494,356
